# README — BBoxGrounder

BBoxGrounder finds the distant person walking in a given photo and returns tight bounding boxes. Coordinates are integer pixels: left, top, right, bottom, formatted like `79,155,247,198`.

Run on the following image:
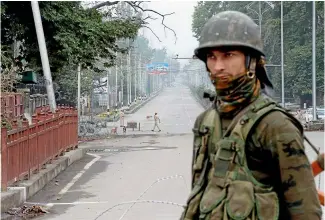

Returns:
120,110,125,127
152,113,161,132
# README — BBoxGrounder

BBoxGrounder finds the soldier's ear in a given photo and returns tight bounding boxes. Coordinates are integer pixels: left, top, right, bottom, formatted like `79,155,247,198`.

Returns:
205,63,209,72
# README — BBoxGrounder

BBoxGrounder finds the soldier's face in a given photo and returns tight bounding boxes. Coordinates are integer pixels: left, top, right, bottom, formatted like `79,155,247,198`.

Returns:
206,49,246,83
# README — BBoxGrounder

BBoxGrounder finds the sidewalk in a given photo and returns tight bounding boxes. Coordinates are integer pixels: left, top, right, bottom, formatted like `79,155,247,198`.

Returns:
1,149,85,217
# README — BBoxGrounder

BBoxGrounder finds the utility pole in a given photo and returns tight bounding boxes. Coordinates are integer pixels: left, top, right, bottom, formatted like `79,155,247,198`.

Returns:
31,1,57,112
115,52,118,108
128,49,131,105
139,53,143,96
245,1,275,39
169,58,172,86
258,1,262,36
77,63,81,134
134,53,137,101
121,54,124,107
312,1,317,120
281,1,285,107
107,69,110,112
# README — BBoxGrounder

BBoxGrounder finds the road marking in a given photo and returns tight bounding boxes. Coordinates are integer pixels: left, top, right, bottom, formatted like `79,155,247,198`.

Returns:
180,90,193,125
137,122,187,126
57,153,100,196
25,200,185,207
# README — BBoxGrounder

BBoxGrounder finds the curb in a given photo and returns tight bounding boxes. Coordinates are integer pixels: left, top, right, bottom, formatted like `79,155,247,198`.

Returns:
124,91,160,115
101,91,161,123
1,148,85,216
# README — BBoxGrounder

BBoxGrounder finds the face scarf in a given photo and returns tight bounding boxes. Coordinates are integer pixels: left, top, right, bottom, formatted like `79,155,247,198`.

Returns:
212,58,261,117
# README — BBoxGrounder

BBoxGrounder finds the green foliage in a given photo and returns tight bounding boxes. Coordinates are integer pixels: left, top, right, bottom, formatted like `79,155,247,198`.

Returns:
191,1,324,103
134,36,155,62
152,47,168,62
1,1,179,105
55,65,99,103
1,1,140,78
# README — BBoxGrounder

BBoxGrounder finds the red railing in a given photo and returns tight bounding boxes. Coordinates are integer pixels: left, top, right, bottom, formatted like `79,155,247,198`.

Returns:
1,106,78,191
1,93,24,119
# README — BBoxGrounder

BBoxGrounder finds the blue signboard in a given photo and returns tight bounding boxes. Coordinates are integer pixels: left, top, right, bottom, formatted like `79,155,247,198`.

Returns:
146,62,169,75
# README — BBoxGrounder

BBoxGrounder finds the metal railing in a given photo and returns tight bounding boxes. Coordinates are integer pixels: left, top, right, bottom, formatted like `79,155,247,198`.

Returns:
1,106,78,190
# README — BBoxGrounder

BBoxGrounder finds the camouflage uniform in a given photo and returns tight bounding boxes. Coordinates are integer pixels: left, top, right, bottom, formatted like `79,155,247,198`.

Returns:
181,11,322,220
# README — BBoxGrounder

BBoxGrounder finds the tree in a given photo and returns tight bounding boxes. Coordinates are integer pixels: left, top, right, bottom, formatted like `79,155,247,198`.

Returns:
191,1,324,105
91,1,177,43
134,35,155,62
152,48,168,62
1,1,140,77
1,1,177,106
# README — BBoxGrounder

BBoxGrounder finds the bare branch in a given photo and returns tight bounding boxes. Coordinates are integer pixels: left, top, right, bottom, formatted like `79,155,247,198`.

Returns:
142,25,161,42
126,1,177,43
160,15,177,44
126,1,173,17
91,1,177,43
1,67,19,93
91,1,119,9
143,15,158,21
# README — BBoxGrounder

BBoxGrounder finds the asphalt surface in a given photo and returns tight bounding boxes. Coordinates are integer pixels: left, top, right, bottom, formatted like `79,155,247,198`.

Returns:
24,83,324,220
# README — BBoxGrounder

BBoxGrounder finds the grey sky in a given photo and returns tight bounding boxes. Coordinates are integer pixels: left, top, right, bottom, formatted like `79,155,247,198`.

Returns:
141,1,199,67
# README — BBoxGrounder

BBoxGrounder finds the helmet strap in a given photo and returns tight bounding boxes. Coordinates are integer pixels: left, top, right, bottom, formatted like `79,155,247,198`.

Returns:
246,55,256,78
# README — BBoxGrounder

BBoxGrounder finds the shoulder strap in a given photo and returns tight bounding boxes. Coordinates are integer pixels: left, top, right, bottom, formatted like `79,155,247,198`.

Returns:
202,108,222,157
200,108,217,132
195,107,222,157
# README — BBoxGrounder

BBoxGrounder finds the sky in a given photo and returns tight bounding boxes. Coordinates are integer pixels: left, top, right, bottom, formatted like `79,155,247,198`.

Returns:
139,1,199,67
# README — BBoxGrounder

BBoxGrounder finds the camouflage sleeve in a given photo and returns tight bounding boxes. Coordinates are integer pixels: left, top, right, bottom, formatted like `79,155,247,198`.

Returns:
257,110,322,219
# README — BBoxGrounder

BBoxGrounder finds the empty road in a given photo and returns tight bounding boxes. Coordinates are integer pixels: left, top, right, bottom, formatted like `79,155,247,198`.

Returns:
25,83,324,220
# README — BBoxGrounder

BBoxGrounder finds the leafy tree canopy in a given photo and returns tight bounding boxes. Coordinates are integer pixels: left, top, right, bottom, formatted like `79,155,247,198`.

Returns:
191,1,324,103
1,1,140,79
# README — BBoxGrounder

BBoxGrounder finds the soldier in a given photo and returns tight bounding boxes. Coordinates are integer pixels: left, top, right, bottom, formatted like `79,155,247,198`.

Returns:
181,11,322,219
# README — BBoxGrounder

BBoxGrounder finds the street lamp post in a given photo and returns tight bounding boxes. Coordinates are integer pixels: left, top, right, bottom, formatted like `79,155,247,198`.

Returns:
115,52,118,108
77,63,81,134
120,54,124,107
31,1,57,112
134,53,137,101
312,1,317,120
107,69,110,112
281,1,285,107
128,49,131,105
139,54,142,96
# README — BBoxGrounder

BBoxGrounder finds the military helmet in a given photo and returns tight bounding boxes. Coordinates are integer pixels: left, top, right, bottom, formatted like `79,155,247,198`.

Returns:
194,11,264,61
195,11,274,89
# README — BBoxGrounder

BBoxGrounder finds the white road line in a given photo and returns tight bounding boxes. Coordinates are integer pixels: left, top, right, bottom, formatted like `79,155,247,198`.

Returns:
25,200,186,207
180,90,193,125
139,122,173,125
57,153,100,196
